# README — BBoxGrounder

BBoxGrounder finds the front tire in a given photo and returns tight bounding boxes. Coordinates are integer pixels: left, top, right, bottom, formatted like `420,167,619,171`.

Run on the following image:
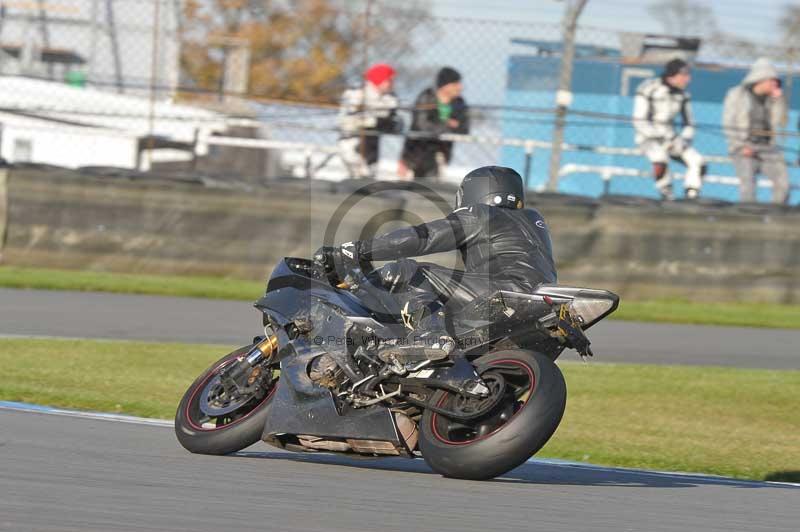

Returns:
419,350,566,480
175,345,278,455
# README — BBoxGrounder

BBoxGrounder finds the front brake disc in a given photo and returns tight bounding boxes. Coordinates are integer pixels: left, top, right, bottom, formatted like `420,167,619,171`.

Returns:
198,375,252,417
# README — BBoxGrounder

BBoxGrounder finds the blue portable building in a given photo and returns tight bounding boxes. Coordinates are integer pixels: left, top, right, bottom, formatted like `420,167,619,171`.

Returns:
501,39,800,203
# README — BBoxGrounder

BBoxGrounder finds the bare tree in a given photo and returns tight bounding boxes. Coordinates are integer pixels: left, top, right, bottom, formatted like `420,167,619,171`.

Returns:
779,5,800,53
647,0,716,37
707,32,760,61
347,1,440,96
648,0,767,63
777,5,800,123
180,0,438,103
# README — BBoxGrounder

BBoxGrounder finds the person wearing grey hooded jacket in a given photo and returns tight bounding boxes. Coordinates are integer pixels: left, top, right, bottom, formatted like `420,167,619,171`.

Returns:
722,58,789,204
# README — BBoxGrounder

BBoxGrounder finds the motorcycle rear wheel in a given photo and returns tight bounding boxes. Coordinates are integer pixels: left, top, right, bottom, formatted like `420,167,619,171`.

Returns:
174,345,278,455
419,350,566,480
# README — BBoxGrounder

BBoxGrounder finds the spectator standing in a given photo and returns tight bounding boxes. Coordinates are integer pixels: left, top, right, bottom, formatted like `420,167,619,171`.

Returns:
338,63,402,178
400,67,469,179
722,58,789,204
632,58,705,200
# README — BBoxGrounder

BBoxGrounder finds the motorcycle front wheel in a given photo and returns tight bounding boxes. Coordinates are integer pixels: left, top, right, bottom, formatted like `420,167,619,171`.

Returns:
419,350,566,480
174,345,279,455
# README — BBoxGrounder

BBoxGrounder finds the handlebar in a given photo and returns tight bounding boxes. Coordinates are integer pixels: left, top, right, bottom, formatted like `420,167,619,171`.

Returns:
313,252,374,291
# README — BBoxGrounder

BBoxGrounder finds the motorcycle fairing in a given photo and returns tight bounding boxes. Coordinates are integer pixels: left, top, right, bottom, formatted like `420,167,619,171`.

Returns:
527,285,619,329
261,338,401,448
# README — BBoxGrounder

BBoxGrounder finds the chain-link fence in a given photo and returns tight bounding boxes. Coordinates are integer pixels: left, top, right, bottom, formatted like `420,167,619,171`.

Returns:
1,0,799,203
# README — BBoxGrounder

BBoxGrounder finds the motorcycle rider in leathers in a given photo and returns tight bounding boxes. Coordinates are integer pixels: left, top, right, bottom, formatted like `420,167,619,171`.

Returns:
316,165,557,352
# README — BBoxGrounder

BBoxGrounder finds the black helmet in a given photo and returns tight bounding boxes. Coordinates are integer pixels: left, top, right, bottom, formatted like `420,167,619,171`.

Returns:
455,166,525,209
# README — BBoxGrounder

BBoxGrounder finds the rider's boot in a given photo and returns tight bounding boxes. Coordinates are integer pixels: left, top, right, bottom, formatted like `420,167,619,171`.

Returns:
377,305,456,363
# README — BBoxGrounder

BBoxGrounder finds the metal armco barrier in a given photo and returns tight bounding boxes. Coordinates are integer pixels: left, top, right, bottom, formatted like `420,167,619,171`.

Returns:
557,163,800,197
201,130,799,197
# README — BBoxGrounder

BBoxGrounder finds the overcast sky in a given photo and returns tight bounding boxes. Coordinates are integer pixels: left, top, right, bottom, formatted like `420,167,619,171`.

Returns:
430,0,788,45
401,0,791,107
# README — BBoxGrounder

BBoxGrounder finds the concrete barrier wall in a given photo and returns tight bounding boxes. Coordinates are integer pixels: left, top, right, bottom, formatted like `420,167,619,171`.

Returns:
3,168,800,303
541,199,800,304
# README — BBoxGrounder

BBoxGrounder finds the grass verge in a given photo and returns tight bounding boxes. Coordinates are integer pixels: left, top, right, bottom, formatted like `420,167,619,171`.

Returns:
1,265,799,329
0,266,265,301
612,299,800,330
1,337,797,482
540,361,800,482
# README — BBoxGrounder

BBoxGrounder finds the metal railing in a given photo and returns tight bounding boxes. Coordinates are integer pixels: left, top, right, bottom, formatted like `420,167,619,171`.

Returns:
557,163,796,195
198,129,799,196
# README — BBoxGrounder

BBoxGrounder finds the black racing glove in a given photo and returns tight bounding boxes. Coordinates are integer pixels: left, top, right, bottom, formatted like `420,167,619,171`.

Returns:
313,242,360,282
313,246,336,273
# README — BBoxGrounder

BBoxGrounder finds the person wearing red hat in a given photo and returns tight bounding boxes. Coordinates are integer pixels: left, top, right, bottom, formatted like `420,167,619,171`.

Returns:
338,63,402,178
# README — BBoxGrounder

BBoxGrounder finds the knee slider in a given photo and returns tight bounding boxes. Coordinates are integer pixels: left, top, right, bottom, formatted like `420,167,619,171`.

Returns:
653,163,667,180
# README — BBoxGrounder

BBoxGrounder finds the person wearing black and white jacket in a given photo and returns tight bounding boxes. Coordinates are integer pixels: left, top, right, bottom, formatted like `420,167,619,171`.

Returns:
633,58,706,200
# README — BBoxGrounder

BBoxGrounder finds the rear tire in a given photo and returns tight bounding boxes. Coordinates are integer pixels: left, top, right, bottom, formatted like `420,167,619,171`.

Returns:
174,345,278,455
419,350,566,480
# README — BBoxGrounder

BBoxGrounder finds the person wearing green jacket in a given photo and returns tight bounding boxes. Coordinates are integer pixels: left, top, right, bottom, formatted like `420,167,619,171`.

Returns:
400,67,470,180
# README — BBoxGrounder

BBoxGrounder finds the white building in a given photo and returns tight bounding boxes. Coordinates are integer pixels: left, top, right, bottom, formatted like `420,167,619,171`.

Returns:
0,111,142,168
0,0,182,97
0,76,229,169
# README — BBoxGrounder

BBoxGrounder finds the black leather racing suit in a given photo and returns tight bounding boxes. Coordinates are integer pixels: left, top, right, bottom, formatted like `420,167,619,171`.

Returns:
356,203,557,311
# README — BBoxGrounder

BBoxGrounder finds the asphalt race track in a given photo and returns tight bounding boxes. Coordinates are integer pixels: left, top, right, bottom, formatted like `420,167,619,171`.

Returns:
1,288,798,369
1,289,799,531
1,407,797,532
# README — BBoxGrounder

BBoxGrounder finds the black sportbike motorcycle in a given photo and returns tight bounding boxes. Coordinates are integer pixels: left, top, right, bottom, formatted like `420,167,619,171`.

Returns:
175,257,618,480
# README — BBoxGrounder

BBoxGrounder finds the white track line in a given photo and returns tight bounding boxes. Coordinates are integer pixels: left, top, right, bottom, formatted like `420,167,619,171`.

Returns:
0,333,231,346
0,333,110,341
1,401,797,487
0,401,172,427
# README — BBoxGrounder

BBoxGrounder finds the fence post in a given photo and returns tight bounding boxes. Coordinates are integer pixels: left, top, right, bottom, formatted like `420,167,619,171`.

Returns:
0,165,8,262
523,141,535,190
546,0,588,192
190,128,200,172
304,149,313,181
105,0,124,93
602,168,613,196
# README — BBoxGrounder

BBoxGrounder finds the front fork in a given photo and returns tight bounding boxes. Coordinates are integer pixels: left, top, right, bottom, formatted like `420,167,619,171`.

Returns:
220,335,278,394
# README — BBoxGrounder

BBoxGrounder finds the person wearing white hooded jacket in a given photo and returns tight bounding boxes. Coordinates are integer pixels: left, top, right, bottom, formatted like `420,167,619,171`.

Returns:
722,58,789,204
337,63,402,179
633,58,706,200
